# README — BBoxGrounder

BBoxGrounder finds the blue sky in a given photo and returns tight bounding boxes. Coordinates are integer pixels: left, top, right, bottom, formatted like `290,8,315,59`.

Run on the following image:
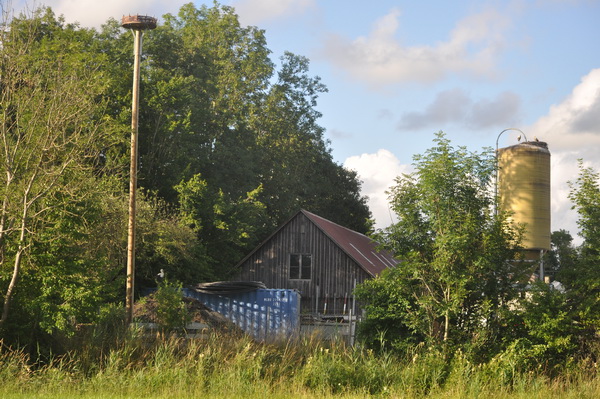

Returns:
11,0,600,241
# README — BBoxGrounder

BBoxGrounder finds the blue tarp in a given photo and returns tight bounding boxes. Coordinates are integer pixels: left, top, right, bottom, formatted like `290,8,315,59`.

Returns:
182,288,300,340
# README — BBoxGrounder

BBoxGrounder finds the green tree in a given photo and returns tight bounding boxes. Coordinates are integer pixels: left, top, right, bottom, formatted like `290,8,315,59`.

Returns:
134,191,215,286
516,282,579,369
175,174,266,279
545,229,579,281
13,180,124,338
566,161,600,329
0,8,121,330
249,52,371,232
356,132,525,352
134,2,273,202
98,3,372,275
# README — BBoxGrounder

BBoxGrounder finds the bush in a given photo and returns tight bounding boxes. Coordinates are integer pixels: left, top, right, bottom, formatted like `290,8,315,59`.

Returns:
518,282,580,372
152,280,191,332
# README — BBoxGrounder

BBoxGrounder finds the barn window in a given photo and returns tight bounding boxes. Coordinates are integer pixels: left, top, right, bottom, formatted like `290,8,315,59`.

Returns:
289,253,311,280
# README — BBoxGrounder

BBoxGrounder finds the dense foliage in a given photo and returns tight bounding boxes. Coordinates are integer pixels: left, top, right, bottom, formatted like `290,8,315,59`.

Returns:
0,3,371,346
559,161,600,345
356,134,600,370
0,7,123,338
355,133,526,356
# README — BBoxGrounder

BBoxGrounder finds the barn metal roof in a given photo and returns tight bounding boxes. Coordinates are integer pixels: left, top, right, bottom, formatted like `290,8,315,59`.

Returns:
300,210,398,277
235,209,399,278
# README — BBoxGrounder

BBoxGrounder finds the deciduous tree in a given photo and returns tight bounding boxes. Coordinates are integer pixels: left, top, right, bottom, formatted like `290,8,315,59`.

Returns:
0,8,120,330
356,132,525,352
566,161,600,328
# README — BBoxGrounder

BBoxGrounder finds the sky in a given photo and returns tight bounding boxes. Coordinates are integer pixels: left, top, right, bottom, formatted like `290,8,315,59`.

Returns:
8,0,600,243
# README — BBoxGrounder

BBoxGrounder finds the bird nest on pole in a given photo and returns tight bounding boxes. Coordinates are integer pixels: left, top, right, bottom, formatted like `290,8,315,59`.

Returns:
121,15,157,30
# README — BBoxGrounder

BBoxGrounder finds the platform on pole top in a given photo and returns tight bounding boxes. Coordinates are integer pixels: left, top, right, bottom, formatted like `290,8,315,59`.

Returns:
121,15,157,30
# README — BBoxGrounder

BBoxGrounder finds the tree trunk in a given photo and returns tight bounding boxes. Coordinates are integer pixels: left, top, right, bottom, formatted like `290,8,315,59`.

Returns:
0,192,9,263
443,311,450,342
0,246,24,328
0,195,28,328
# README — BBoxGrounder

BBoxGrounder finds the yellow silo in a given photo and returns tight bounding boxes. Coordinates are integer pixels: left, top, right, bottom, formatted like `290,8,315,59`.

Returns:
497,141,551,253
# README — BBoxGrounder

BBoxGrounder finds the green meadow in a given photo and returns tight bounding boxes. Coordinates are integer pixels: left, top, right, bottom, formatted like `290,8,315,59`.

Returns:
2,330,599,399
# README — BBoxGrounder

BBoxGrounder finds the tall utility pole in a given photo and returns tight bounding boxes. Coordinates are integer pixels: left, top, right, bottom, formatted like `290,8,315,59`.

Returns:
121,15,157,324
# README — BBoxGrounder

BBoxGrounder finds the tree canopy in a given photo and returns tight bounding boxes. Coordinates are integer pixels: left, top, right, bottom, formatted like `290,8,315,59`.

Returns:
355,132,526,354
355,135,600,368
562,161,600,330
0,3,371,344
0,7,123,333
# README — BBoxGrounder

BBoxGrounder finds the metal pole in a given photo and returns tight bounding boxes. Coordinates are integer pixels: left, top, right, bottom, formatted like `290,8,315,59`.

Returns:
125,28,142,324
539,249,545,283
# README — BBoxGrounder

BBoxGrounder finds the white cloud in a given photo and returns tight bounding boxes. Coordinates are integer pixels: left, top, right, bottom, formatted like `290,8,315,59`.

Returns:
320,7,510,88
397,89,471,130
347,69,600,242
467,91,522,129
14,0,184,28
397,89,521,131
13,0,316,31
231,0,316,26
527,68,600,243
344,149,411,229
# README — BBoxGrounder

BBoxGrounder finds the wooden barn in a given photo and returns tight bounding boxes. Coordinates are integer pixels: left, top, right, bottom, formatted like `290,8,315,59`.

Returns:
234,209,398,317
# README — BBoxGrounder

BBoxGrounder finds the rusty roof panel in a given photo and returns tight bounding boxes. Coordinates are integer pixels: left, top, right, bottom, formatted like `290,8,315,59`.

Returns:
301,210,398,277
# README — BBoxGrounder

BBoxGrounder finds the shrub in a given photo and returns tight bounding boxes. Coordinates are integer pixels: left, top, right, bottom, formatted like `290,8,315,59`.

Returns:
152,280,191,332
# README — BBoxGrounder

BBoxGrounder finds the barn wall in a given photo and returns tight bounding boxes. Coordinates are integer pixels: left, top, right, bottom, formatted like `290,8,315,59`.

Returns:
237,212,372,315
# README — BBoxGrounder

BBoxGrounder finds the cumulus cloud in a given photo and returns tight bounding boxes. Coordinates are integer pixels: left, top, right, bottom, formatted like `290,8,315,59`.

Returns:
397,89,521,131
231,0,316,25
467,91,522,129
397,89,471,130
320,7,510,88
13,0,184,28
531,68,600,148
346,69,600,239
527,68,600,242
344,150,411,229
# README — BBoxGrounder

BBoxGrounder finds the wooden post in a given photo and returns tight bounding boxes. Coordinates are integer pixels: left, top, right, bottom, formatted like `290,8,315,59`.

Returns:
125,28,142,324
121,15,157,324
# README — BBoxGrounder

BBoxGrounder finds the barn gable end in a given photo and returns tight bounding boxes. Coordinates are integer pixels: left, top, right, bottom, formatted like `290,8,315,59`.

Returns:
235,210,398,316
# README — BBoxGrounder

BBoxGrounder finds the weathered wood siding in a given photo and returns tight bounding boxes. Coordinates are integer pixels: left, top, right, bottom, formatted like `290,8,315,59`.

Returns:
237,213,372,315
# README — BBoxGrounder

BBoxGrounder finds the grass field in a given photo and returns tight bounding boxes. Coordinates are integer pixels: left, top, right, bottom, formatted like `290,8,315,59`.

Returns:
1,330,599,398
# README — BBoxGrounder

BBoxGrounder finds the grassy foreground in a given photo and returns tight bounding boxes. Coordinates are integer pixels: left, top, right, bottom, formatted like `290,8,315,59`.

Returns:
1,330,599,399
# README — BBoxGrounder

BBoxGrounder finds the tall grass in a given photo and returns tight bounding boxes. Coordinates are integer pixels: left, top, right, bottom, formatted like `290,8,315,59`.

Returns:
1,329,599,398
